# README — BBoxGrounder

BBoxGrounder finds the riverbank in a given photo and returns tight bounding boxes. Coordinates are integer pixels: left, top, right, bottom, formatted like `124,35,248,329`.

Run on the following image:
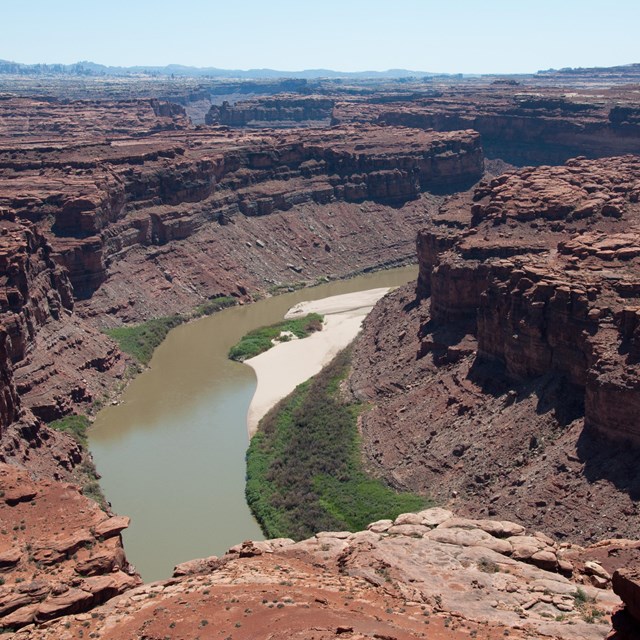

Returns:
244,287,391,436
93,266,415,416
246,347,428,540
89,267,418,580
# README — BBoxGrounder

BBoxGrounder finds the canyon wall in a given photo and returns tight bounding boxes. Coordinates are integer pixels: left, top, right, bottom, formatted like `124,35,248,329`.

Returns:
1,102,483,304
351,154,640,544
0,97,483,419
0,218,126,423
334,87,640,164
420,156,640,442
0,219,72,428
2,76,640,637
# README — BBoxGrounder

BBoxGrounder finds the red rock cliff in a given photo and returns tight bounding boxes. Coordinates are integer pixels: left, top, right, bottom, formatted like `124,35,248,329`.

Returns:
351,155,640,544
334,86,640,164
417,156,640,442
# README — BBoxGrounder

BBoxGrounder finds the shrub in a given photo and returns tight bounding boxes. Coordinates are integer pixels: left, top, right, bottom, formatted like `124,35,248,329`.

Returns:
229,313,324,362
48,414,91,447
246,347,429,540
192,296,236,318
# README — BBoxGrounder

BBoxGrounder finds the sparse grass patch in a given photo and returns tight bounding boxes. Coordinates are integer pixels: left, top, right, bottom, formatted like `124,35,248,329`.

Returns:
47,416,107,508
573,587,605,624
268,281,308,295
49,414,91,447
477,557,500,573
192,296,236,318
105,296,238,365
246,347,429,540
573,587,591,606
104,315,184,365
229,313,324,362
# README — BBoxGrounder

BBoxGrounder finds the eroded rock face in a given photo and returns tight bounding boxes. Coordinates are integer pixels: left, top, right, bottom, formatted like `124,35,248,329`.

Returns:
0,329,19,431
0,96,488,420
0,464,140,630
351,155,640,544
333,86,640,164
2,83,640,639
11,509,626,639
0,219,126,423
0,97,188,141
0,102,483,301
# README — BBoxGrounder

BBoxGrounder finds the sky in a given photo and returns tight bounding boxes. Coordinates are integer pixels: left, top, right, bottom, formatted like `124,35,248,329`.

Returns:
2,0,638,74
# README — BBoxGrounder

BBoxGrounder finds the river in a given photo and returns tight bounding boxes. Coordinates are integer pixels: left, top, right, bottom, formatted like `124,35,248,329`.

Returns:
89,266,417,581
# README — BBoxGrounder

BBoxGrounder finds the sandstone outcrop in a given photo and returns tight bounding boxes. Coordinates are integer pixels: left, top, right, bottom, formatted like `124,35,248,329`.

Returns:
0,464,139,630
351,154,640,543
613,568,640,634
11,509,626,638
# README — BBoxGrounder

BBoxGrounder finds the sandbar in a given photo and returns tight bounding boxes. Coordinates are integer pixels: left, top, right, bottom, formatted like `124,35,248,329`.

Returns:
245,287,390,436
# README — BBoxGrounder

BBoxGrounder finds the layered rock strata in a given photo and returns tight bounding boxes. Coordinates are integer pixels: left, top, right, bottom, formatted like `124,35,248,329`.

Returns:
0,97,485,419
351,154,640,542
0,464,140,630
0,105,483,307
10,508,626,638
333,86,640,164
0,97,188,142
0,218,126,422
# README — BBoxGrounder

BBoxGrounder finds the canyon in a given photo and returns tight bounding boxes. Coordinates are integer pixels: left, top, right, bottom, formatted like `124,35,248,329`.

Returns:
0,69,639,636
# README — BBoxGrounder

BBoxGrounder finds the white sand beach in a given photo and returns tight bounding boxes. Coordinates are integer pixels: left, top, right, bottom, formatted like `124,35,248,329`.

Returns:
245,287,390,436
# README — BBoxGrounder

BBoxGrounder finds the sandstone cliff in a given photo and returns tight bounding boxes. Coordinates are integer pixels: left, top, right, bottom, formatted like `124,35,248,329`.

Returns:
0,97,486,419
351,155,640,543
333,86,640,164
0,463,140,630
0,218,127,422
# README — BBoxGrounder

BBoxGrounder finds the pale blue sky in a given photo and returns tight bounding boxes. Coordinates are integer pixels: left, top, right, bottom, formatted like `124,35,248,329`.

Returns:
2,0,638,74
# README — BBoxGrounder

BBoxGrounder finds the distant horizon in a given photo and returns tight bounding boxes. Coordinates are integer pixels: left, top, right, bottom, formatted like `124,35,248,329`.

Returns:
2,57,639,78
2,0,639,75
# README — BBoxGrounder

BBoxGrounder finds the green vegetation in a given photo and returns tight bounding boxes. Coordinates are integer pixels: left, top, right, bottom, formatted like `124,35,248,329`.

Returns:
228,313,324,362
268,281,308,295
573,587,605,624
78,459,106,508
49,414,91,447
105,296,237,365
573,587,590,605
105,315,183,365
48,415,106,508
192,296,237,318
246,348,429,540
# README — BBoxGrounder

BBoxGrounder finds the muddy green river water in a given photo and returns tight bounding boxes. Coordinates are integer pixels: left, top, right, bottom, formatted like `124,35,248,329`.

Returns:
89,266,417,581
